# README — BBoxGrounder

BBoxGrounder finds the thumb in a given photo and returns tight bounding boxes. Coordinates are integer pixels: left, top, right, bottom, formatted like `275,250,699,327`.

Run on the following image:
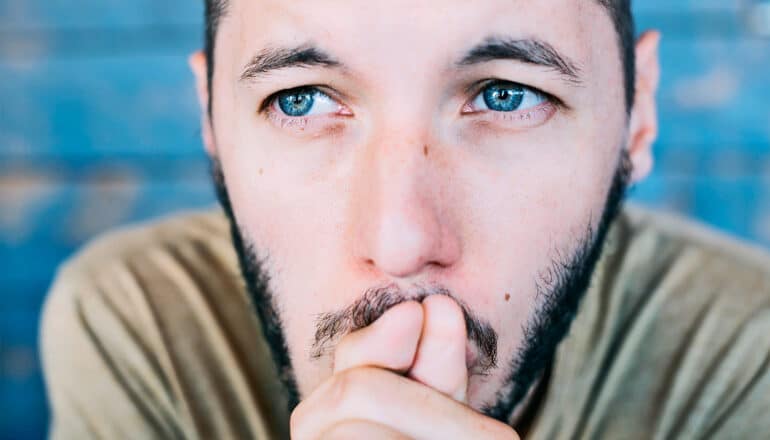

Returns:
407,295,468,403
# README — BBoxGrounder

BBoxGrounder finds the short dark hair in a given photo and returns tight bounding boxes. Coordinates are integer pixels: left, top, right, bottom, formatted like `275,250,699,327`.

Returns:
203,0,635,113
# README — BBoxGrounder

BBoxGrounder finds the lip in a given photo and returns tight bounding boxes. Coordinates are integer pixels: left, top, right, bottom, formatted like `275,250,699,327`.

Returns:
465,342,479,373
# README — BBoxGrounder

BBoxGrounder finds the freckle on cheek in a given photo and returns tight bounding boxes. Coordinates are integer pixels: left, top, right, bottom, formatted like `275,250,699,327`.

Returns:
259,168,264,176
423,145,429,157
504,293,510,302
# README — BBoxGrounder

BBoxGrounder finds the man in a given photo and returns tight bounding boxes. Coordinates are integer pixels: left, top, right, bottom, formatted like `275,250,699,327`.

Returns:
40,0,770,438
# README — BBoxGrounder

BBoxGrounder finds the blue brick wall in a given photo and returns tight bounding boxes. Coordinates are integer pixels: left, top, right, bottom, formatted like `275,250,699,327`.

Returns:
1,1,769,438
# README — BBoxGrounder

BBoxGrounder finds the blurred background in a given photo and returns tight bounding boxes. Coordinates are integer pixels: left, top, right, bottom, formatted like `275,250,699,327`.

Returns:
1,0,769,438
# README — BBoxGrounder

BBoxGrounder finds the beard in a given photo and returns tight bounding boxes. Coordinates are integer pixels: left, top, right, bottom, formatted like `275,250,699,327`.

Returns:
210,149,631,425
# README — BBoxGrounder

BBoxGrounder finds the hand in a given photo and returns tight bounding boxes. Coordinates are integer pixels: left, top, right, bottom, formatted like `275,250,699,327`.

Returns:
290,295,520,439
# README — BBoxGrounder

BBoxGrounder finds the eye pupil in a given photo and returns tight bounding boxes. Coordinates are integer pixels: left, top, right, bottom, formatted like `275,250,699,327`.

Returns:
278,88,315,116
483,83,525,112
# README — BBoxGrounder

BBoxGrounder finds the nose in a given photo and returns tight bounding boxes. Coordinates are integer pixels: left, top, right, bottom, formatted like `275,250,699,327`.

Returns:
349,130,461,279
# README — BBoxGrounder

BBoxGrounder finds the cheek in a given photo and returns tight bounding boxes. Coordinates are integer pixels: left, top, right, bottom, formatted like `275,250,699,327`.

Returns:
219,148,357,394
451,125,616,325
453,118,613,261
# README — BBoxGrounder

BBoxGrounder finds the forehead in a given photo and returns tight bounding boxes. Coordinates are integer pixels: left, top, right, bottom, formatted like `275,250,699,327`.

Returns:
221,0,615,73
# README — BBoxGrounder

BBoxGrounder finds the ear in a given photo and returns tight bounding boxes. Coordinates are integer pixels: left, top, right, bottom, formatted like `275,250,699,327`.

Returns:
626,30,661,184
189,51,217,157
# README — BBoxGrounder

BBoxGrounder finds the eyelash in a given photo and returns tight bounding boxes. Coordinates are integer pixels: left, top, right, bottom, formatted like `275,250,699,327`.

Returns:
259,80,561,130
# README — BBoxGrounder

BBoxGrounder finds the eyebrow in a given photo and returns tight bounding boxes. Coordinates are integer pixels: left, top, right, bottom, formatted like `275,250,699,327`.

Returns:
239,44,343,82
456,36,583,85
239,36,582,85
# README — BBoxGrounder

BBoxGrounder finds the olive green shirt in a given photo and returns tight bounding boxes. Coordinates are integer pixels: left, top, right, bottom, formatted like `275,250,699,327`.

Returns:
40,204,770,439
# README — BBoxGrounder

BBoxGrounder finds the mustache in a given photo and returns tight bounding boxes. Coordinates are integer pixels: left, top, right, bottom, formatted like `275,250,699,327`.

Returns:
310,284,498,375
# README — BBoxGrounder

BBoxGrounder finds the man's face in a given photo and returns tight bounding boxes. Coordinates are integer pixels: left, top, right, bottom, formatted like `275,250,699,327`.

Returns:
204,0,636,419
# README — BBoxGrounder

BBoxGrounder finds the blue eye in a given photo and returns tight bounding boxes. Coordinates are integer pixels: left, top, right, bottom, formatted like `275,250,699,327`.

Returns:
472,81,547,113
483,83,524,111
275,87,338,117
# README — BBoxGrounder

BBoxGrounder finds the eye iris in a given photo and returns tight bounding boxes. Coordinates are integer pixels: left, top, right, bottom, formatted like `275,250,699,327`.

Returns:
278,88,315,116
483,84,525,112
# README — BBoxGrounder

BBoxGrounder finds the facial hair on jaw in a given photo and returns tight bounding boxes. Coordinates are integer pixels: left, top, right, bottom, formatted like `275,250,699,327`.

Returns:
210,149,631,425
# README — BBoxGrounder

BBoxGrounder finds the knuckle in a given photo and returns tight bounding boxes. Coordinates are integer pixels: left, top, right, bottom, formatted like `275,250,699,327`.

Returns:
320,420,363,440
291,367,382,440
328,367,371,408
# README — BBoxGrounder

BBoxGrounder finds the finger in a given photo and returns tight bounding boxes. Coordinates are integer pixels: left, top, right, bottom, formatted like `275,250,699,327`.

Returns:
333,301,423,374
319,420,410,440
291,366,518,440
407,294,468,402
